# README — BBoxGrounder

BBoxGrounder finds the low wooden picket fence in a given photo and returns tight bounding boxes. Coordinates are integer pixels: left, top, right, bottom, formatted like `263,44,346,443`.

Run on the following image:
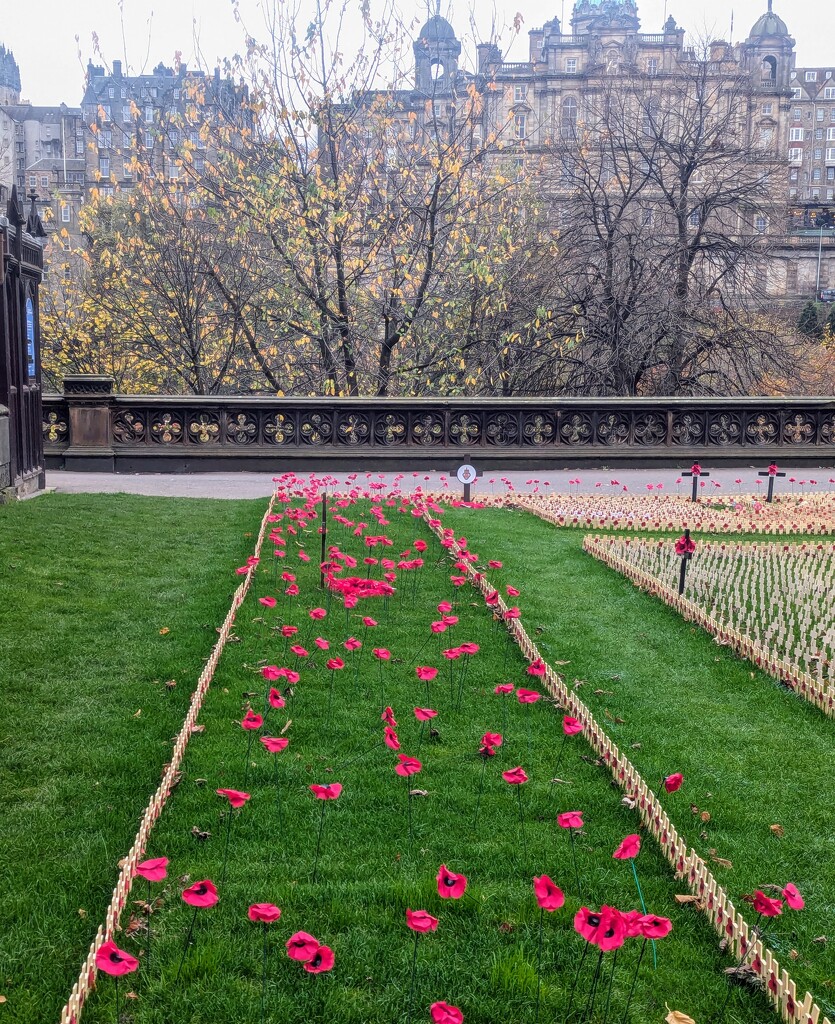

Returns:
58,495,276,1024
582,535,835,723
423,516,829,1024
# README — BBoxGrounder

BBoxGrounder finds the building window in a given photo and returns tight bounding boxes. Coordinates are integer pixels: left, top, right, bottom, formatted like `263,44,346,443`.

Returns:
793,108,802,120
815,148,823,159
818,109,825,121
828,167,835,180
826,88,835,99
791,88,802,99
108,86,114,98
122,106,131,122
827,127,835,140
813,168,822,181
755,215,767,233
817,129,824,140
647,57,658,76
789,147,803,163
806,71,818,81
827,148,835,162
761,102,773,115
40,175,49,187
513,84,528,102
790,168,799,181
789,127,804,141
61,204,70,222
98,157,110,177
514,114,526,140
689,210,701,227
28,174,36,187
561,96,578,137
565,58,577,74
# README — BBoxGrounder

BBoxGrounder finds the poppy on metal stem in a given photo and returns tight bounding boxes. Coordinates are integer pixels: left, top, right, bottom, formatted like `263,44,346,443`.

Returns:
310,783,342,883
176,880,218,982
558,811,584,901
136,856,168,976
405,910,439,1024
248,904,281,1024
96,940,139,1024
532,875,565,1024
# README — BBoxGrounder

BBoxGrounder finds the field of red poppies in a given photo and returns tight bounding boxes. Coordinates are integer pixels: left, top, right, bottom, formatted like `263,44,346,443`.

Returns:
60,477,795,1024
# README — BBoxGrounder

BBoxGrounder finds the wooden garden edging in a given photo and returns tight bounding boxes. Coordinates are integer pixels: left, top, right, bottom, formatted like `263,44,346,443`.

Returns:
582,536,835,722
424,516,829,1024
58,496,276,1024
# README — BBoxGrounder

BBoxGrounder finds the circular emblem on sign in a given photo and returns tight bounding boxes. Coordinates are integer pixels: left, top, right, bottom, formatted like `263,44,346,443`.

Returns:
456,464,477,484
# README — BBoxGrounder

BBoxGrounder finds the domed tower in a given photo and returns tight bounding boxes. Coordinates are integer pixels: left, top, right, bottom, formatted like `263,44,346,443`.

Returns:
0,44,22,104
742,0,795,90
414,11,462,94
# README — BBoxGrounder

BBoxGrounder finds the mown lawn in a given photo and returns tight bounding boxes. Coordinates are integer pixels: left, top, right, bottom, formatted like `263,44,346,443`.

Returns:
75,495,773,1024
0,493,261,1023
444,506,835,1016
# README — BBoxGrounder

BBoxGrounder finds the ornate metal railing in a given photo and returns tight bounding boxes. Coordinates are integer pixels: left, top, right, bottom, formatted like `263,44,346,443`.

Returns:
42,377,835,471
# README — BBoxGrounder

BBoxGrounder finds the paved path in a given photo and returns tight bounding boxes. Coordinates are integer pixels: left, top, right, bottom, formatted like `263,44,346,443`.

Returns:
46,467,835,500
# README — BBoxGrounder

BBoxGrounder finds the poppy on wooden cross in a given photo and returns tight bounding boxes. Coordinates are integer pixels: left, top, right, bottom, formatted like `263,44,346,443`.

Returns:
675,529,696,595
758,463,786,503
456,464,477,502
681,462,709,502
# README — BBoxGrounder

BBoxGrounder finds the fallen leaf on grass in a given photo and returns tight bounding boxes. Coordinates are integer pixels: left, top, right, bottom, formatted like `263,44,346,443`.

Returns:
630,742,642,750
813,936,828,944
191,826,211,841
0,995,6,1003
603,708,625,724
700,811,711,823
159,627,170,635
191,724,205,734
551,777,573,786
770,823,784,838
125,992,139,1000
409,789,429,797
78,908,87,918
710,850,733,869
665,1006,696,1024
124,915,148,937
280,719,293,735
132,709,142,718
621,796,637,809
789,949,799,961
164,679,176,692
553,660,571,666
675,895,703,907
594,689,614,696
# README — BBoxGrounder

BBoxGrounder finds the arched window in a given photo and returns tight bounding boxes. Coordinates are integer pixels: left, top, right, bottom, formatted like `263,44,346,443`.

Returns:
561,96,578,138
761,56,777,82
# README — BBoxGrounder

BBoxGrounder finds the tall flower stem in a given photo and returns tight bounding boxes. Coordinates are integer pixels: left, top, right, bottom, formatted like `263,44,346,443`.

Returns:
406,776,413,846
220,808,234,885
601,946,618,1024
619,938,646,1024
242,730,255,789
113,975,119,1024
516,786,528,865
472,757,488,829
565,941,591,1020
534,906,545,1024
552,733,569,777
175,906,199,982
273,756,284,832
326,669,336,728
406,927,420,1024
145,878,152,976
569,828,582,902
629,860,656,969
378,660,385,713
311,801,327,883
416,721,426,757
581,949,605,1024
260,923,269,1024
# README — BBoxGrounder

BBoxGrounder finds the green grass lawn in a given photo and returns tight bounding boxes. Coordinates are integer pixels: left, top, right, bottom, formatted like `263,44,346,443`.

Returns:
443,506,835,1016
0,493,261,1023
71,496,774,1024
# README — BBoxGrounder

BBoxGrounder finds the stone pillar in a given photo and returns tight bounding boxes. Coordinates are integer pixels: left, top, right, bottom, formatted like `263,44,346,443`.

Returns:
63,375,116,470
0,403,11,499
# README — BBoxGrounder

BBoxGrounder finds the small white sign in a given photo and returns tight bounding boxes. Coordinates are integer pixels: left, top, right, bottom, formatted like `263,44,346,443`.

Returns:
456,464,477,485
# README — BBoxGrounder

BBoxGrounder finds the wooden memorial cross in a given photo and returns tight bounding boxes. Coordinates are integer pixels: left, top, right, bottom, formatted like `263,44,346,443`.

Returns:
758,463,786,504
456,464,477,503
675,529,696,595
681,462,709,502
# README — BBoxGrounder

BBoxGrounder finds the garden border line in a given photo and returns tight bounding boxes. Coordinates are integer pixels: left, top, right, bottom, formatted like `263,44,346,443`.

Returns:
582,535,835,722
58,494,277,1024
424,514,827,1024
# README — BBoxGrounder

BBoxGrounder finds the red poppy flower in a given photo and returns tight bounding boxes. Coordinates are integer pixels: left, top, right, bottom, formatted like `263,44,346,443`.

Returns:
527,658,546,677
437,601,453,614
406,908,439,933
574,906,626,951
373,648,392,661
517,689,541,704
310,608,327,620
414,539,428,552
442,615,459,626
416,667,438,682
261,666,281,681
136,856,168,882
436,864,468,899
241,709,263,730
622,909,644,938
430,1002,464,1024
384,726,401,751
395,754,422,776
216,788,251,809
507,586,520,597
494,683,514,695
281,626,299,638
504,607,521,620
285,584,300,596
533,875,565,911
459,642,480,656
326,658,345,671
344,637,362,652
261,736,289,754
268,688,286,709
95,940,139,976
752,891,783,917
259,596,277,609
310,783,343,800
563,716,582,735
248,903,282,923
442,648,462,661
782,883,804,910
663,773,683,793
637,914,672,938
485,590,499,606
314,637,330,650
481,732,503,748
502,766,528,785
286,930,319,961
304,944,335,973
431,621,448,634
182,879,219,908
290,644,309,658
674,535,696,556
613,834,641,860
414,708,438,721
381,706,397,727
488,560,503,569
362,616,378,627
284,669,300,684
557,811,584,829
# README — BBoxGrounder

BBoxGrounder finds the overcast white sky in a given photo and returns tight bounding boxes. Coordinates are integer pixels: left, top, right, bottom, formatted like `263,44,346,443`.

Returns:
6,0,830,107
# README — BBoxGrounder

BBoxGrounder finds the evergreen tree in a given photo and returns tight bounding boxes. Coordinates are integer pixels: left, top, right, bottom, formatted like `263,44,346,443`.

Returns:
798,300,821,338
